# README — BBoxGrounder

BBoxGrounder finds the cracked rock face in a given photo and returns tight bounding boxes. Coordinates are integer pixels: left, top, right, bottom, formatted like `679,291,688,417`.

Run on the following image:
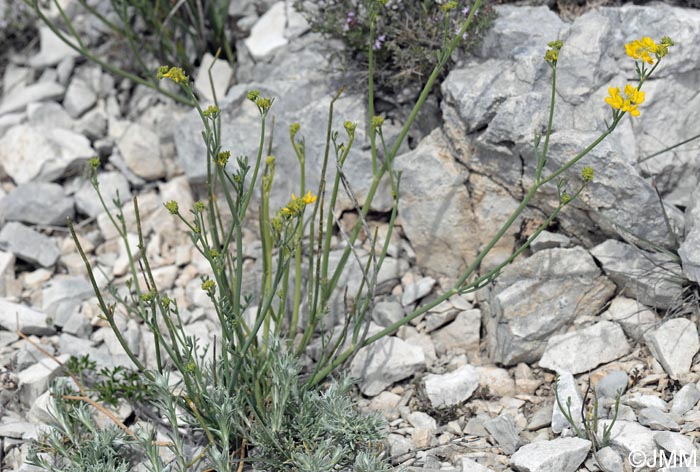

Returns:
479,247,615,366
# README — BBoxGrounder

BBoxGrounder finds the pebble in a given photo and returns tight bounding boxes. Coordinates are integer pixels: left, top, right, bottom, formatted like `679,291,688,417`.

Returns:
116,123,165,181
644,318,700,378
638,407,680,431
551,372,583,434
0,182,74,226
423,364,479,408
350,336,425,396
510,437,591,472
671,383,700,416
0,82,65,115
63,76,97,118
596,370,629,399
0,222,60,268
484,414,521,455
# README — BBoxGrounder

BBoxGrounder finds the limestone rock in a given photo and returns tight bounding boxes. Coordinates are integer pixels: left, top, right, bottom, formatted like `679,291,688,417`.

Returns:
0,182,74,226
644,318,700,378
423,364,479,408
539,321,631,375
0,125,94,184
116,123,165,181
480,247,614,365
194,52,233,102
591,239,684,310
0,299,56,336
510,437,590,472
350,336,425,396
0,222,60,267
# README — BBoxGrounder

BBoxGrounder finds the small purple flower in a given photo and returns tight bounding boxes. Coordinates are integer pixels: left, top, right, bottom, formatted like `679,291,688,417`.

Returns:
464,6,479,17
373,34,386,50
343,11,357,31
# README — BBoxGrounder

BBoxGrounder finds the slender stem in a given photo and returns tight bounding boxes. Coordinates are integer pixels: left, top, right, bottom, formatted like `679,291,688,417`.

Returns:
536,66,557,182
639,132,700,163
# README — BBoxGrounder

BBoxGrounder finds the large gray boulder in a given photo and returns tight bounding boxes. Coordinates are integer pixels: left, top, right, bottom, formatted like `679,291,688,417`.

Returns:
479,247,615,365
442,3,699,251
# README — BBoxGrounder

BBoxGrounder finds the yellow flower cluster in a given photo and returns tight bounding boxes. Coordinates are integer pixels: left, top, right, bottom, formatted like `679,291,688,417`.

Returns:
544,40,563,65
157,66,188,84
271,191,318,238
624,36,673,65
605,84,645,117
282,191,317,215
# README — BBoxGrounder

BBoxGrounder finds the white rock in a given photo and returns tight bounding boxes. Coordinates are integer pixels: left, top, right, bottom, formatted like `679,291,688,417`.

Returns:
539,321,631,375
284,1,309,39
75,171,131,218
460,458,494,472
591,240,683,310
26,101,74,129
596,370,628,399
638,407,679,431
0,299,55,336
116,123,165,181
27,390,54,424
0,82,65,115
0,222,60,268
244,2,288,59
552,372,582,434
387,433,413,457
644,318,700,378
604,420,658,459
654,431,697,457
401,276,435,305
530,230,572,252
671,383,700,416
42,276,94,327
0,125,94,184
406,411,437,430
423,364,479,408
602,296,658,341
194,53,233,102
510,437,591,472
592,447,623,472
484,414,521,455
29,26,80,68
372,300,404,327
0,182,74,225
368,391,401,413
17,355,70,407
432,309,481,356
624,394,669,412
0,251,16,297
477,366,516,397
350,336,425,396
63,77,97,118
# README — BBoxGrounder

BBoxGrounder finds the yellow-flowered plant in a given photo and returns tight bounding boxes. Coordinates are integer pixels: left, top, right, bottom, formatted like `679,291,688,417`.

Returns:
605,36,673,119
64,0,681,467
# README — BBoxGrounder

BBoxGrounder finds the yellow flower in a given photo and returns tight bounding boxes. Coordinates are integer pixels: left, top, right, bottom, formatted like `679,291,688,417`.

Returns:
605,84,645,117
157,66,188,84
605,87,624,110
625,36,659,65
623,84,645,104
301,191,317,205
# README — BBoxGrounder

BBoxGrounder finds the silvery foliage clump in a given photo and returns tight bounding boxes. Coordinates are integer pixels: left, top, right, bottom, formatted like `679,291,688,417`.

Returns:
28,342,390,471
